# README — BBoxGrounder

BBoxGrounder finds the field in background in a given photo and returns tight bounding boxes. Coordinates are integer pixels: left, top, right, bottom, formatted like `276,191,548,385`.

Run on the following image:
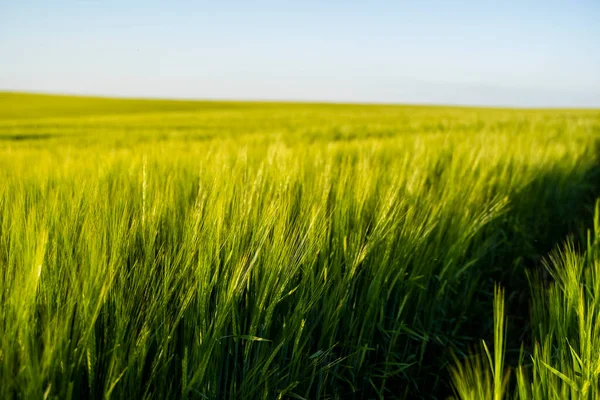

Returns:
1,93,599,399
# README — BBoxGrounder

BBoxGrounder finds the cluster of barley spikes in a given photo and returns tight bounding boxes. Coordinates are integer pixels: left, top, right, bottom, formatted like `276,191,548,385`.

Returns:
0,93,599,399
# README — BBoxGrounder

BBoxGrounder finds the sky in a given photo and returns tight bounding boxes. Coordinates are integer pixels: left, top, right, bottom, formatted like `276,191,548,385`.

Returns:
1,0,599,107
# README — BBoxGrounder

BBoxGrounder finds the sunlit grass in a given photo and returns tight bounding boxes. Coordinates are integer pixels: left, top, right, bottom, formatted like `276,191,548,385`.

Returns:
452,202,600,399
0,93,599,399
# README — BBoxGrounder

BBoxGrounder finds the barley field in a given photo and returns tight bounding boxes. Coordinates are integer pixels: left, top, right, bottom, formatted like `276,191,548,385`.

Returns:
1,92,599,399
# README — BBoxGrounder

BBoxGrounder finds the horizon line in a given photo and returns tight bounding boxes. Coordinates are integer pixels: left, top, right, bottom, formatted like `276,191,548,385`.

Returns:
2,89,599,112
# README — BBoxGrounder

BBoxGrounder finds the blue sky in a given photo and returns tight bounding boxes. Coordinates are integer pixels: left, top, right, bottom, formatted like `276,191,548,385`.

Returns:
1,0,599,107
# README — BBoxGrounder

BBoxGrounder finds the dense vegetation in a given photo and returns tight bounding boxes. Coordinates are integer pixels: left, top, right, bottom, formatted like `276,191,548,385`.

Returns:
0,93,599,399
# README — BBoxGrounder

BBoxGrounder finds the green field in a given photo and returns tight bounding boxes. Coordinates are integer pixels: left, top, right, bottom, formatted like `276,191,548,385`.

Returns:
1,92,600,399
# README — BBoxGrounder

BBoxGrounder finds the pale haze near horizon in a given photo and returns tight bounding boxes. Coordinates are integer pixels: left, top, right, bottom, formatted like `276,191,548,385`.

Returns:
1,0,599,107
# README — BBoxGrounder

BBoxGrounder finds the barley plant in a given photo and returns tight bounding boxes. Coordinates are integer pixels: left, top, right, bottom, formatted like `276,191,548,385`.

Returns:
0,93,599,399
451,202,600,400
